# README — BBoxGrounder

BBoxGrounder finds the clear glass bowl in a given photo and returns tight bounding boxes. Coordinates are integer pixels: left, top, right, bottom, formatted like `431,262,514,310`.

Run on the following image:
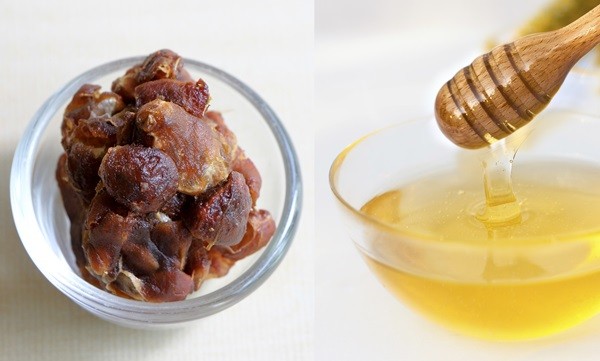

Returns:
10,57,302,328
330,110,600,340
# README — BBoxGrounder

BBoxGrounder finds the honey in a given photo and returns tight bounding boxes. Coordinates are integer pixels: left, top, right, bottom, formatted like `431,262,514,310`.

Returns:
360,158,600,340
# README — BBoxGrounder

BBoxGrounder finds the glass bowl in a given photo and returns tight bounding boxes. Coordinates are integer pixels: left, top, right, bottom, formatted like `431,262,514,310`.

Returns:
330,110,600,340
10,56,302,328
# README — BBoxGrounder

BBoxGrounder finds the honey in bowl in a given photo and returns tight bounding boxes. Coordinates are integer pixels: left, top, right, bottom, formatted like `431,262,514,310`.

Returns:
331,111,600,340
360,159,600,340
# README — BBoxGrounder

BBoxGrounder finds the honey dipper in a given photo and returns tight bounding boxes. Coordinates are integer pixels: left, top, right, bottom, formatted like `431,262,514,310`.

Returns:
435,4,600,149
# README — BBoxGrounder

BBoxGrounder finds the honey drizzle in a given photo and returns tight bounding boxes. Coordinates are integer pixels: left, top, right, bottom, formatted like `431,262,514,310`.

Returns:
476,139,522,227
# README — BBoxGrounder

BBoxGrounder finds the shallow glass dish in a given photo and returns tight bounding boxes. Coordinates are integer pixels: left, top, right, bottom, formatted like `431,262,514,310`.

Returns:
330,110,600,340
10,57,302,328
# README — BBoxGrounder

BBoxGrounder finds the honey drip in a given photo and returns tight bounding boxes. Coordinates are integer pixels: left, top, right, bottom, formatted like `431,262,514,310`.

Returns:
476,140,522,228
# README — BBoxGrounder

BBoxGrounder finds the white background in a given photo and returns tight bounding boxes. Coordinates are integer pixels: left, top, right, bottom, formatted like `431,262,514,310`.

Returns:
0,1,313,360
316,0,600,360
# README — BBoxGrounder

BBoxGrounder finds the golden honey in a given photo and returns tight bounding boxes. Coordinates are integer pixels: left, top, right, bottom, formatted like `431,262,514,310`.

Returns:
360,160,600,340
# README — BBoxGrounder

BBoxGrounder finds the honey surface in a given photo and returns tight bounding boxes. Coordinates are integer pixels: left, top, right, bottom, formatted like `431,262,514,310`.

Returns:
360,160,600,339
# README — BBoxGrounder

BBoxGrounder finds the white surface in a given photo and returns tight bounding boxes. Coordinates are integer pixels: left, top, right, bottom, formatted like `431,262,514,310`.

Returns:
316,1,600,360
0,1,313,360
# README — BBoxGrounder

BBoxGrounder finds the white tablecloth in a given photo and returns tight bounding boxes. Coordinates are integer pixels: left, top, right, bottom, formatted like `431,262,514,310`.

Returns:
0,1,313,360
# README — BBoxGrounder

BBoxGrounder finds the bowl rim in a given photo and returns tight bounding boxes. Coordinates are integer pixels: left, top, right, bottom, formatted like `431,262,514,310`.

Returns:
329,112,600,248
10,56,302,325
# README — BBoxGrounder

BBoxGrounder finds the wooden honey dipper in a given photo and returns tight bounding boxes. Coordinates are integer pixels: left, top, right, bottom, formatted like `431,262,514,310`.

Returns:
435,4,600,149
